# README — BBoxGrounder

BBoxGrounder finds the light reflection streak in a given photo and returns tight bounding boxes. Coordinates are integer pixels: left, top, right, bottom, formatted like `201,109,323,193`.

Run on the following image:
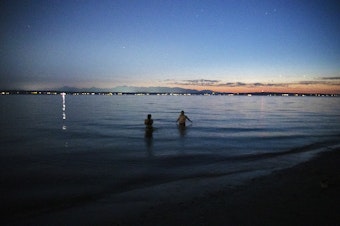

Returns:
61,92,67,130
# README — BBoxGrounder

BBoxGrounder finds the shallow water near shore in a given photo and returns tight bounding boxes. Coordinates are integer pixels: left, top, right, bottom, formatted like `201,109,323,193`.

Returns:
1,95,340,221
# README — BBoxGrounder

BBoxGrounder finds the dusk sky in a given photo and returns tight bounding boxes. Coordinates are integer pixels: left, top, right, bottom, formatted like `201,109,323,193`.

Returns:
1,0,340,93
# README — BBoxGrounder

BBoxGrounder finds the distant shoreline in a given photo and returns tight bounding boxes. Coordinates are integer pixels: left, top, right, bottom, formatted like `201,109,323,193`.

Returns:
1,90,339,97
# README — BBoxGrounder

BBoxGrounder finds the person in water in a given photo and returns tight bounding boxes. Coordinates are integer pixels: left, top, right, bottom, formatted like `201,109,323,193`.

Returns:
176,110,192,127
144,114,153,151
144,114,153,129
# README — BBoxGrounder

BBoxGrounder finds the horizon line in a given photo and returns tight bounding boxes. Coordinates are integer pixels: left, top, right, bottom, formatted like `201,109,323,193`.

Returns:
1,90,339,97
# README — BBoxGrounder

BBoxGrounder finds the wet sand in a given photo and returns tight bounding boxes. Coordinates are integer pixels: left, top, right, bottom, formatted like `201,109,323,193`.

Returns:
3,148,340,225
122,148,340,226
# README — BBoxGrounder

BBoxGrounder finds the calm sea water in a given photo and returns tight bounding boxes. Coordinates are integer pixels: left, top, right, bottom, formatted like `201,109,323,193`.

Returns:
1,95,340,221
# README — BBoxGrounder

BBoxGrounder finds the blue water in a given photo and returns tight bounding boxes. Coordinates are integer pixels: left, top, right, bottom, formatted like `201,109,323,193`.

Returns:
1,95,340,221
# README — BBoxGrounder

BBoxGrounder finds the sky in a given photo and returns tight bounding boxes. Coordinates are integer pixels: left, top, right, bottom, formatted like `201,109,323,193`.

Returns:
1,0,340,93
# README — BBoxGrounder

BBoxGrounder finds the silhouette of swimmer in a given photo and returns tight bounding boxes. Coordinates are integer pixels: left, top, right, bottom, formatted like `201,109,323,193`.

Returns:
144,114,153,129
176,110,192,127
144,114,153,156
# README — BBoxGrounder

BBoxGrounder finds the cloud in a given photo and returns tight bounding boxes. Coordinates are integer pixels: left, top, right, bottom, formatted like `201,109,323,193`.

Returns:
297,81,322,85
164,78,340,89
222,82,288,87
297,80,340,86
170,79,221,86
320,76,340,80
167,79,290,88
223,82,247,87
251,82,284,87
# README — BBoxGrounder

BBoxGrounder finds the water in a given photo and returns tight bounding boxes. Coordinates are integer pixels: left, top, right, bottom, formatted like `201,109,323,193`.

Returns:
1,95,340,220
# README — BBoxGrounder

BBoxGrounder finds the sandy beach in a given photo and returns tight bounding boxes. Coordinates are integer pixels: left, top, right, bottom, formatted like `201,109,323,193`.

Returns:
4,147,339,226
119,148,340,226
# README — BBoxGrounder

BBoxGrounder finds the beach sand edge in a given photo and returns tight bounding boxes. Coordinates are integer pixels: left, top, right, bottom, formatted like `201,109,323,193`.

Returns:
123,148,340,225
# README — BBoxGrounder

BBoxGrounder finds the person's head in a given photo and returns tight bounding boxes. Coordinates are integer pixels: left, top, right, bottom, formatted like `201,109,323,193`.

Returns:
147,114,152,119
181,110,184,115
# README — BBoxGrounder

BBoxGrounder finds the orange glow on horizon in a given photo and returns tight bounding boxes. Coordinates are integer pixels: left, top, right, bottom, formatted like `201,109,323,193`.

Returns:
179,84,340,94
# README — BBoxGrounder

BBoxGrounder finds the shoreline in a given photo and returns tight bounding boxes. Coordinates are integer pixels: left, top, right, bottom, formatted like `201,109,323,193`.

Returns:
4,148,340,225
122,148,340,225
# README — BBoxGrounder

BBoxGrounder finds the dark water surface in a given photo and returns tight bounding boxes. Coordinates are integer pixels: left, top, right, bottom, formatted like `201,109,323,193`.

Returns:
1,95,340,222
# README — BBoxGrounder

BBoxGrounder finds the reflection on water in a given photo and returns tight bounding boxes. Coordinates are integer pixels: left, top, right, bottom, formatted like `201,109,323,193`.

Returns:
178,125,187,137
61,93,68,148
145,127,153,157
61,92,67,131
178,124,192,137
